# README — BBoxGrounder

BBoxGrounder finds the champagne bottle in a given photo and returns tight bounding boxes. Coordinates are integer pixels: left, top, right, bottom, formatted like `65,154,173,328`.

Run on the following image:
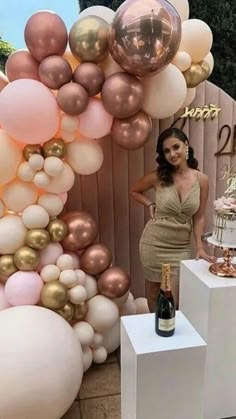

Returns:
155,264,175,337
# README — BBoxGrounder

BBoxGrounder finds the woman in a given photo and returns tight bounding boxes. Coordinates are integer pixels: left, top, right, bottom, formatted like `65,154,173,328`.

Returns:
130,127,216,312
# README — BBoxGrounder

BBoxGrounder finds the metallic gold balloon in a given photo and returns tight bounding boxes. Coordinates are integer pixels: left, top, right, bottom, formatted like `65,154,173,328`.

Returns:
73,62,105,96
26,228,50,250
200,60,211,81
41,280,68,310
183,63,204,87
101,73,143,118
97,266,130,298
56,302,75,322
39,55,73,90
23,144,42,161
111,110,152,150
14,246,39,271
108,0,181,77
73,301,88,321
69,16,109,63
57,82,89,115
61,211,98,251
80,243,112,276
47,219,68,242
42,138,66,159
0,255,17,277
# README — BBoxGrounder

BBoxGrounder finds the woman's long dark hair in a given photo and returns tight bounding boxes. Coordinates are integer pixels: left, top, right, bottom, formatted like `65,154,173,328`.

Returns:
156,128,198,185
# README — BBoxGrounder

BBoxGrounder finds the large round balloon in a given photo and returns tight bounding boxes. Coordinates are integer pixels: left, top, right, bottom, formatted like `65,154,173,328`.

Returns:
179,19,213,63
6,50,40,81
0,130,22,187
97,266,130,298
0,215,27,255
39,56,73,90
111,111,152,150
73,63,105,96
0,80,60,144
24,11,68,62
61,211,98,251
79,98,113,138
108,0,181,77
78,5,115,24
66,137,104,175
69,16,109,63
80,243,112,276
0,306,83,419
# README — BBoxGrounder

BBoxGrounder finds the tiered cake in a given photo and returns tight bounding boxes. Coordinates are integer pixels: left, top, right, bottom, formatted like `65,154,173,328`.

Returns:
212,196,236,246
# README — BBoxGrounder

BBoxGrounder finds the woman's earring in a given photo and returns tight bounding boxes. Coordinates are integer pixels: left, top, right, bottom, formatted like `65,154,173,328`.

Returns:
185,146,189,160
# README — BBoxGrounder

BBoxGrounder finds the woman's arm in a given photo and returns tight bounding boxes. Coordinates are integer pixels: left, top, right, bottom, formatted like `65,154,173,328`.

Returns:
193,173,216,263
129,171,158,207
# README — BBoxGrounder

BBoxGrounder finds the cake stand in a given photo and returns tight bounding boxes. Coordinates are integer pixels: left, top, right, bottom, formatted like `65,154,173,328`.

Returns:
202,233,236,278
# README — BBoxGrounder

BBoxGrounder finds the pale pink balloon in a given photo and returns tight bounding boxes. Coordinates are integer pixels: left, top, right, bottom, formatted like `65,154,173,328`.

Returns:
59,192,68,205
0,284,12,311
79,97,113,139
5,272,43,306
38,242,63,270
0,79,60,144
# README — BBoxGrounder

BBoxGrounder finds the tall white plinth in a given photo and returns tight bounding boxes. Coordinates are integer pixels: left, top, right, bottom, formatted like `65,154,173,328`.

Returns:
179,259,236,419
121,311,206,419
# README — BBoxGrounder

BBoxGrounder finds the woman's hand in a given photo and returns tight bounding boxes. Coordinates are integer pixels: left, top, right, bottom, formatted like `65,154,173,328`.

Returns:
196,248,217,263
148,203,156,220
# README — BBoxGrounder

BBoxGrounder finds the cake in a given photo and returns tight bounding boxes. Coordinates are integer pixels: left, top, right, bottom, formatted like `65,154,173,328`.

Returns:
212,196,236,246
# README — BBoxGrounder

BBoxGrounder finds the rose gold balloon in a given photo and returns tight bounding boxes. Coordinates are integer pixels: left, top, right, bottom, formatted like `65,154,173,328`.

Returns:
24,11,68,62
101,72,143,118
80,243,112,276
6,50,39,81
61,211,98,251
0,71,9,92
108,0,181,77
39,56,72,89
111,110,152,150
57,82,89,115
73,63,105,96
97,266,130,299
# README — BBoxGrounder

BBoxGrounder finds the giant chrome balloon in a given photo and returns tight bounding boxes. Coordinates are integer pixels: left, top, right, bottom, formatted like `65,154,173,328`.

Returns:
108,0,181,77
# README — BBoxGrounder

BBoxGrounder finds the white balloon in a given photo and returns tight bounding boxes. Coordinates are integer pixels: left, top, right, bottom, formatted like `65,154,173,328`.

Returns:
0,215,27,254
119,299,136,316
38,243,63,270
134,297,150,315
0,129,22,187
44,162,75,194
128,292,134,302
103,320,120,354
69,285,87,304
91,332,104,349
85,295,119,333
22,204,49,229
40,265,61,283
33,171,51,188
142,64,187,119
0,200,5,218
66,252,80,269
84,274,98,300
92,346,108,364
2,180,38,213
60,130,76,143
203,52,214,75
75,269,86,286
82,346,93,372
179,19,213,63
172,51,191,72
57,254,74,271
0,306,83,419
60,114,79,133
17,162,35,182
66,137,104,175
73,321,94,347
28,154,44,171
182,88,196,107
44,157,64,177
38,193,64,217
60,270,78,289
79,5,115,24
113,290,129,308
168,0,189,21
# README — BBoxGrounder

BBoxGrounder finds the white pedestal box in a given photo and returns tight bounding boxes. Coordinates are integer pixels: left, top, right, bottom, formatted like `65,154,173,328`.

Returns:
121,311,206,419
179,259,236,419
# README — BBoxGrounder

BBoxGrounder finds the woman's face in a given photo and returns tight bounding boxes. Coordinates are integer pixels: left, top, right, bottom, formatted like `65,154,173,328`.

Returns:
162,136,187,167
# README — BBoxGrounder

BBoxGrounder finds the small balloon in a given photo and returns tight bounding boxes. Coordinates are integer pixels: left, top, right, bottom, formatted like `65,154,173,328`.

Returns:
56,302,75,322
111,111,152,150
183,63,205,87
42,138,66,159
101,72,143,118
73,63,105,96
97,266,130,298
200,60,211,81
14,246,40,271
23,144,43,161
26,229,50,250
69,16,109,63
47,219,68,242
39,55,73,90
0,255,17,277
73,301,88,321
40,280,68,310
57,82,89,115
80,243,112,276
61,211,98,251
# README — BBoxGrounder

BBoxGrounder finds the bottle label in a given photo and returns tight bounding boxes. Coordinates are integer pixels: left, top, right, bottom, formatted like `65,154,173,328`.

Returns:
158,318,175,331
